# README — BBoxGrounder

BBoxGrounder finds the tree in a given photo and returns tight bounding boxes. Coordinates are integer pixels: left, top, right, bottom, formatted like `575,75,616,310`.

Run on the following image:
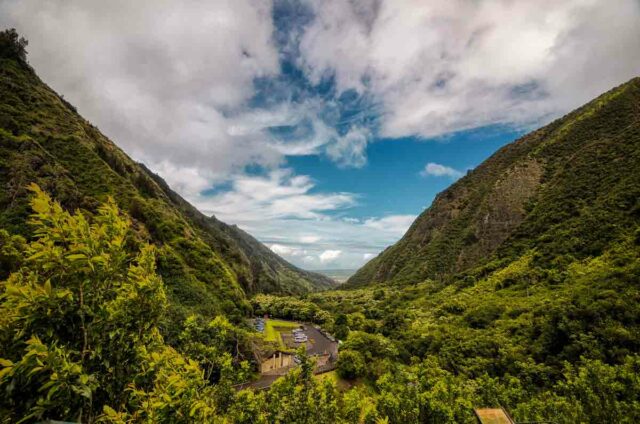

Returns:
178,314,253,383
0,185,216,422
0,28,28,62
381,309,409,336
337,349,366,379
333,313,350,340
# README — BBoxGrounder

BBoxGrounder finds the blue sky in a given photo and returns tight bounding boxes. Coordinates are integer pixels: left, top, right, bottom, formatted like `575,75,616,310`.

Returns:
3,0,638,269
287,127,523,221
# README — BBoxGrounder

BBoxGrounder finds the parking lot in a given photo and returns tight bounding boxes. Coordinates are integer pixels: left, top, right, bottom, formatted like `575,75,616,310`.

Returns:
281,324,337,358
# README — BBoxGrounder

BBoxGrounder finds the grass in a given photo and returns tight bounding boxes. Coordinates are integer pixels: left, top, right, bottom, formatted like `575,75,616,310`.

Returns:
263,319,301,348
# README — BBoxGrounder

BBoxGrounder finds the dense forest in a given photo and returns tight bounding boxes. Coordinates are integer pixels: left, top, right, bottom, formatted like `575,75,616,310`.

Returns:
1,29,640,423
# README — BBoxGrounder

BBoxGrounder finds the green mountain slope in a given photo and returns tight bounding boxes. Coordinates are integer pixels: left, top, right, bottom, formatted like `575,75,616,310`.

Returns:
275,79,640,421
138,164,336,294
347,76,640,288
0,48,334,323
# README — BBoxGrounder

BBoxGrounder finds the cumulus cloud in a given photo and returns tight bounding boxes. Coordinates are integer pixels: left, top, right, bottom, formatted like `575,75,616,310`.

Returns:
191,168,355,222
363,215,416,237
185,167,415,269
299,0,640,138
223,210,416,269
319,250,342,263
0,0,287,176
420,163,463,179
270,244,298,256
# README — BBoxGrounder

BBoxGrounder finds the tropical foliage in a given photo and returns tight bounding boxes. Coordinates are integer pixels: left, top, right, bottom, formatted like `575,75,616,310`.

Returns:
1,29,640,423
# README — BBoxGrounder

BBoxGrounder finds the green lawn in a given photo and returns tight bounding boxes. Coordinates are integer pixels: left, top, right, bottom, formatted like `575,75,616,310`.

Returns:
263,319,300,348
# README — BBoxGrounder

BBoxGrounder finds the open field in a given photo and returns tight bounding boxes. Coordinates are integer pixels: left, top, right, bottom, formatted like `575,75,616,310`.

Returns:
263,319,301,348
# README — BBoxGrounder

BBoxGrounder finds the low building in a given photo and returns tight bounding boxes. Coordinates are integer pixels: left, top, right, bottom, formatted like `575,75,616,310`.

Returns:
260,350,295,374
473,407,515,424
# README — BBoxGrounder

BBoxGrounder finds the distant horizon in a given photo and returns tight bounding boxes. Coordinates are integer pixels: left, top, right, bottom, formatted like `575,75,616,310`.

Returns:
311,268,357,283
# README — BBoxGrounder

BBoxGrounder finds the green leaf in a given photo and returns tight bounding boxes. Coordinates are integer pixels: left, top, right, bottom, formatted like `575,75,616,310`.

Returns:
43,279,52,294
46,383,60,399
0,358,13,367
0,367,12,380
103,405,118,417
66,253,87,261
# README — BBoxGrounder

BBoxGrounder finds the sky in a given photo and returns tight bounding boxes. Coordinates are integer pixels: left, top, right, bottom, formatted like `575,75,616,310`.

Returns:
1,0,639,270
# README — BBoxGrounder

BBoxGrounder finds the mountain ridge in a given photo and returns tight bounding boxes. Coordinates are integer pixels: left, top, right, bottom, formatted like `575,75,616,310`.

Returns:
0,49,335,328
346,76,640,288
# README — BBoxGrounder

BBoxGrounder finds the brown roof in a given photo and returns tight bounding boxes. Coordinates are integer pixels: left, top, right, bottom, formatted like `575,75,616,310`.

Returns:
474,408,515,424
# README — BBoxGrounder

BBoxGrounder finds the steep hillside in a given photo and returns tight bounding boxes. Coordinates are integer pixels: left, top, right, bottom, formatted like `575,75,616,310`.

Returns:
0,46,334,325
138,164,335,294
347,77,640,287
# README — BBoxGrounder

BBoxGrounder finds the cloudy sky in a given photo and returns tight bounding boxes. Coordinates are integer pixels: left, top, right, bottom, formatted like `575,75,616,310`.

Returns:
2,0,639,270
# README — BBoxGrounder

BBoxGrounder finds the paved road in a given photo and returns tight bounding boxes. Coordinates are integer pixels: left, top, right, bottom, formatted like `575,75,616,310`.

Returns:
234,374,283,391
280,325,338,359
305,326,338,357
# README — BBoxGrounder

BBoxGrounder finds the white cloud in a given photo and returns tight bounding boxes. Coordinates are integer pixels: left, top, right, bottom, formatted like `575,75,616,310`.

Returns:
325,127,370,168
0,0,286,176
362,215,415,237
303,255,317,264
191,168,355,222
299,0,640,138
269,244,304,256
150,161,214,199
299,235,321,244
343,217,360,224
420,162,463,179
220,211,416,269
319,250,342,263
363,253,376,261
179,164,416,269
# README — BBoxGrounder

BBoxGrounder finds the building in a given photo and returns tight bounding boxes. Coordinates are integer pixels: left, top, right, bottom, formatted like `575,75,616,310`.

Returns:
260,350,295,374
473,407,515,424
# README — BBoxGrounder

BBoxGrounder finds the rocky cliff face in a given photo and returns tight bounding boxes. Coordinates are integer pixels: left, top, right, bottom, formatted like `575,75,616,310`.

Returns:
347,76,640,287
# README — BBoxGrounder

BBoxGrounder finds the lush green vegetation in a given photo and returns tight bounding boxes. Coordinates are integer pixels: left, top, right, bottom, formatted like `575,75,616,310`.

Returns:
0,187,349,423
1,29,639,422
252,228,640,422
252,294,333,324
249,72,640,422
